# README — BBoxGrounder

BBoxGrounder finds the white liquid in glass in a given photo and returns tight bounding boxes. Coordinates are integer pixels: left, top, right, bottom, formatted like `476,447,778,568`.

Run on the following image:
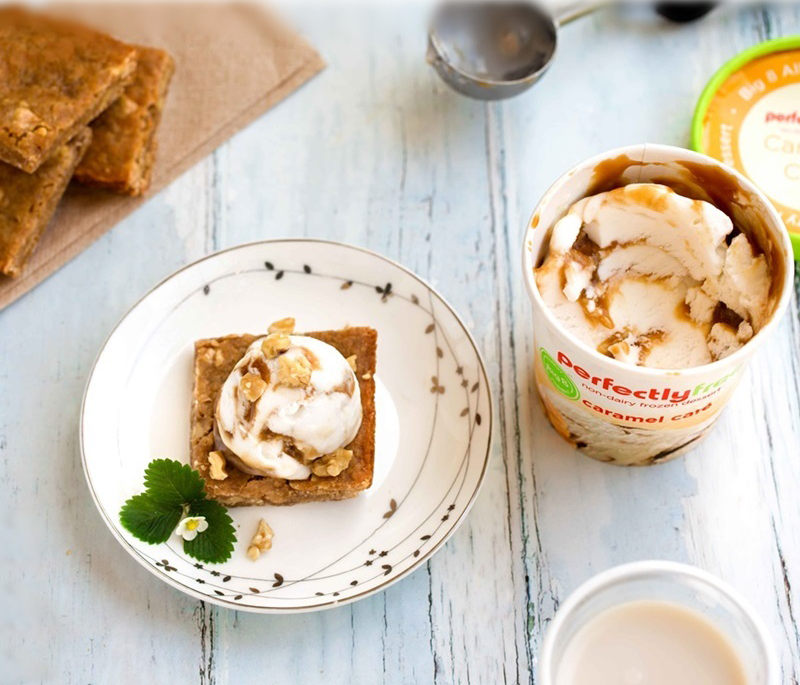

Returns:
556,600,749,685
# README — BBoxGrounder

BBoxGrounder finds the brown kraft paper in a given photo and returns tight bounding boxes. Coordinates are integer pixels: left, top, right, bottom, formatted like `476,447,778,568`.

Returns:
0,2,325,310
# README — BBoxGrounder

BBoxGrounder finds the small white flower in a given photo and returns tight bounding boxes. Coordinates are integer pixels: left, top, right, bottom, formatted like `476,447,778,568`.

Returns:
175,516,208,541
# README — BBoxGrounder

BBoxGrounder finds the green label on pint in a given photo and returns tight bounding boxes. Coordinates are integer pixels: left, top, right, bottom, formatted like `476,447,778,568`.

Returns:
541,348,580,400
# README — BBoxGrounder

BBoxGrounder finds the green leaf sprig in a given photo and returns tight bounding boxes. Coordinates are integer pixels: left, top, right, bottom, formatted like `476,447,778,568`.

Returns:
120,459,236,564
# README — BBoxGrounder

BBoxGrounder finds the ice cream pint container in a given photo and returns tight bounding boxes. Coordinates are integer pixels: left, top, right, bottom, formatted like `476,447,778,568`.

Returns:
522,144,794,465
692,37,800,261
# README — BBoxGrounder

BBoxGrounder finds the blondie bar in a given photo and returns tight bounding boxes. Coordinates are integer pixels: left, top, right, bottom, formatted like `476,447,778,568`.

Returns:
0,128,92,277
75,46,175,196
0,8,136,173
191,328,377,506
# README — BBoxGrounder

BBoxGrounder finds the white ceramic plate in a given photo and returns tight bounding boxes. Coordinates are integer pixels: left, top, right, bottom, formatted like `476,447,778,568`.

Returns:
81,240,492,613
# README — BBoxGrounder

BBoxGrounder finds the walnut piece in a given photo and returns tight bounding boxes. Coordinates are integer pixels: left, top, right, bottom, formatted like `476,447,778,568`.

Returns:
12,106,41,128
276,354,312,388
247,519,274,561
240,372,267,401
311,448,353,477
607,341,631,360
300,446,320,463
208,451,228,480
268,317,295,335
346,355,358,373
116,95,139,116
261,333,291,358
202,346,225,367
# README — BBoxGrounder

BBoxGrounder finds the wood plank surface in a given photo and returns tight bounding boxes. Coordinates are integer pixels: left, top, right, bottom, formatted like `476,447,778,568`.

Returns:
1,3,799,683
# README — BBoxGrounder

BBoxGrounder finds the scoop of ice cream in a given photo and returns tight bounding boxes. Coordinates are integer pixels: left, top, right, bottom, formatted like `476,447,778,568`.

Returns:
535,183,772,369
215,335,362,479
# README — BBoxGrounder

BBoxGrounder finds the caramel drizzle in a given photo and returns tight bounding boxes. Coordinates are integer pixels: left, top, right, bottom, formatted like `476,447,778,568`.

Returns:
561,229,615,329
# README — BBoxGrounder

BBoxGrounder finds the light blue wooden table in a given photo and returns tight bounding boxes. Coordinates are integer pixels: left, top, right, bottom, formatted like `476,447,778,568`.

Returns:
2,4,800,683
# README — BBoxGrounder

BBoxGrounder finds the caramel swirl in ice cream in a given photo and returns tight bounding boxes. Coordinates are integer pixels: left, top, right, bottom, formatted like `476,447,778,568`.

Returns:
535,183,772,369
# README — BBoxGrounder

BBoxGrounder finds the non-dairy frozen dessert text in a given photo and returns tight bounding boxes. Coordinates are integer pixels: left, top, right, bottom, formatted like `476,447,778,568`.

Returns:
535,183,772,369
214,334,362,479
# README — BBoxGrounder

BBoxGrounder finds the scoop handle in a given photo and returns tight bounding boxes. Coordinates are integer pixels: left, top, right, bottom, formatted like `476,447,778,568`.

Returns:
555,1,607,26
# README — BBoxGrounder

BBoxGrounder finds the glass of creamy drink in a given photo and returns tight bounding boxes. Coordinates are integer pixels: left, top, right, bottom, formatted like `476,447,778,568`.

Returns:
522,144,794,465
538,561,777,685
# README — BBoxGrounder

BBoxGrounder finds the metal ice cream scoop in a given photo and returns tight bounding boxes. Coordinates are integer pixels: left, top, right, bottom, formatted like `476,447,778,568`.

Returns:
427,2,603,101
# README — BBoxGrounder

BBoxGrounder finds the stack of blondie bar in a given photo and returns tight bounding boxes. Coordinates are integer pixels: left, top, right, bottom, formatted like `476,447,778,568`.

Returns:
0,8,174,277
